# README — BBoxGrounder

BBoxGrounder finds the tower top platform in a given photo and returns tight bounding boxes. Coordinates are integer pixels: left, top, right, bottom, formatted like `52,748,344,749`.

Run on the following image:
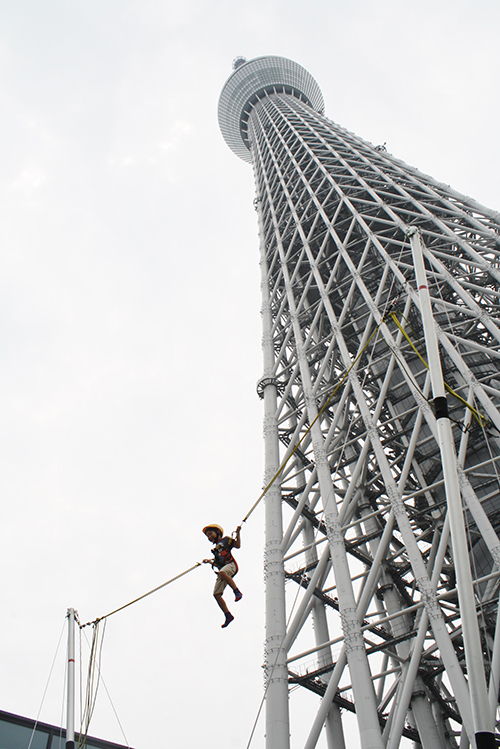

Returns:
218,56,324,163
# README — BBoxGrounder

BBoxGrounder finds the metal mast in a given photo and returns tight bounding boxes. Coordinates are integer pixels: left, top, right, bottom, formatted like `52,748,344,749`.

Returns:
66,608,76,749
218,56,500,749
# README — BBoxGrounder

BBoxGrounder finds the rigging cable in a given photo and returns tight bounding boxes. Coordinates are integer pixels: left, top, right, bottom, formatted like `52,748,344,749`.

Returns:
390,310,491,430
77,618,107,748
58,638,67,749
77,616,130,749
80,562,202,628
78,621,132,749
26,619,66,749
240,314,389,526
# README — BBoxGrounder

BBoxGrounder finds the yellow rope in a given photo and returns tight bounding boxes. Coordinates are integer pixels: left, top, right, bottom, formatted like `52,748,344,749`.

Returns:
244,306,491,526
242,318,385,524
80,305,491,629
80,562,202,628
390,311,489,427
80,320,383,628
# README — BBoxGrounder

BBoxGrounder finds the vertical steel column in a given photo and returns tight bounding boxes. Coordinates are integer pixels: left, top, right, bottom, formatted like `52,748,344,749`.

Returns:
257,198,290,749
254,109,384,746
303,512,346,749
488,596,500,724
409,227,494,749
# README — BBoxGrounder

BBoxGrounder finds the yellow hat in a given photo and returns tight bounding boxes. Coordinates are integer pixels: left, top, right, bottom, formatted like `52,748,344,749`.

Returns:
203,524,223,536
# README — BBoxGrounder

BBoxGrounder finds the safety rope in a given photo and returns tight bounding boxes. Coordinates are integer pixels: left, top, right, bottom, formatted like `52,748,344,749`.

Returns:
80,317,382,630
78,621,132,749
241,296,491,526
77,619,106,748
80,562,202,628
79,302,492,631
67,223,500,746
390,310,491,429
240,315,387,525
77,313,383,712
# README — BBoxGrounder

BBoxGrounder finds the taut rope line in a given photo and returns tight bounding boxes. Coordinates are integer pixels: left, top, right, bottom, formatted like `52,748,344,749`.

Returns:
80,304,491,629
80,562,202,628
240,315,387,524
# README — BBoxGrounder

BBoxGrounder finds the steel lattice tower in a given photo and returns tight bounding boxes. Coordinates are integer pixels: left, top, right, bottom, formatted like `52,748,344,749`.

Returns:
218,57,500,749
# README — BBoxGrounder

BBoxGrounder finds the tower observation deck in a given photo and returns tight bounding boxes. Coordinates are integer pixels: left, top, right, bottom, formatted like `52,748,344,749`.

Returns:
219,57,500,749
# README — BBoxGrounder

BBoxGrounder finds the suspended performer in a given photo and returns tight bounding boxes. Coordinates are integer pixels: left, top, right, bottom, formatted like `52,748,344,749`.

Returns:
202,524,242,628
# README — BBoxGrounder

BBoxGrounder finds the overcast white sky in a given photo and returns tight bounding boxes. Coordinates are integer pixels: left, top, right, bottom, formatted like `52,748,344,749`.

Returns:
1,1,499,748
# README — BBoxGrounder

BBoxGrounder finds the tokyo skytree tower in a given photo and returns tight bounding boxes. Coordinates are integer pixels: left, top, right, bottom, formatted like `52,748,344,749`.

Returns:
218,57,500,749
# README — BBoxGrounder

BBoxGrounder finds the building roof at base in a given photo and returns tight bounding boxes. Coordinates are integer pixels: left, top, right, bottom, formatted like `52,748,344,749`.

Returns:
0,709,134,749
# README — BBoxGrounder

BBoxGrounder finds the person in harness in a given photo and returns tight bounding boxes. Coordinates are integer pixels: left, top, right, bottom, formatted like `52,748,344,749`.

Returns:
202,524,242,628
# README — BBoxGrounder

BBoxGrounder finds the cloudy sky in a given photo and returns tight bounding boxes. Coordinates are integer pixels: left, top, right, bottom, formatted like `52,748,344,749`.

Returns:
0,1,499,748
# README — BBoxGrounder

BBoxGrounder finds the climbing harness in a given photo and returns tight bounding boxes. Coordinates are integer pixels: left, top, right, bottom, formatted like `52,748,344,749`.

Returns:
210,535,238,572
